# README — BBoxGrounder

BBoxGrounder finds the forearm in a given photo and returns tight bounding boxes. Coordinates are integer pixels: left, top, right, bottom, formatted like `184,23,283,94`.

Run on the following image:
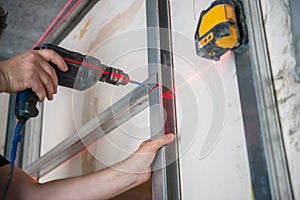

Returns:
1,163,141,200
37,165,140,200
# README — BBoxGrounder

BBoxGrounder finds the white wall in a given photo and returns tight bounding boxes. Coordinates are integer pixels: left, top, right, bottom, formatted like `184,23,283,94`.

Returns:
170,1,251,199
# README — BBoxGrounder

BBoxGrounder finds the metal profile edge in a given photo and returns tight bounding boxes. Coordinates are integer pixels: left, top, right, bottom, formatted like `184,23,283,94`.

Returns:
146,0,182,199
37,0,99,45
236,0,294,199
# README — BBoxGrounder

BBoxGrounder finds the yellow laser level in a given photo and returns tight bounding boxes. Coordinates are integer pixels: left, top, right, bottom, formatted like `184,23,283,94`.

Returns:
195,0,248,61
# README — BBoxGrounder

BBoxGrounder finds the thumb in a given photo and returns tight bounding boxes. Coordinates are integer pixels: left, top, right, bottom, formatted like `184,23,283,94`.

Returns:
147,133,175,152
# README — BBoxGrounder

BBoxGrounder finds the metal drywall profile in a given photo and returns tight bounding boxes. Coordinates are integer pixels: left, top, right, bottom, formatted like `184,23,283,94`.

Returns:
146,0,182,199
235,0,294,199
24,75,157,177
35,0,99,45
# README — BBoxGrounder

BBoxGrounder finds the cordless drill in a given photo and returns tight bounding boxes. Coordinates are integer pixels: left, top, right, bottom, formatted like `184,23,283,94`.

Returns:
15,44,132,123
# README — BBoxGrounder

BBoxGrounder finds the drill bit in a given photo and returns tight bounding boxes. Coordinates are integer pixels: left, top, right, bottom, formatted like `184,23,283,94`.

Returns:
129,80,150,88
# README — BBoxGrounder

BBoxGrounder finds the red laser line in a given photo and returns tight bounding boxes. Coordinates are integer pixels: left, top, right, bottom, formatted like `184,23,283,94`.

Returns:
34,0,73,46
63,57,131,81
161,63,216,99
63,57,105,73
50,0,81,36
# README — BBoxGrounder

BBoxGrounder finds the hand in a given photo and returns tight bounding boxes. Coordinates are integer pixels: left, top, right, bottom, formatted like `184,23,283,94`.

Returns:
115,133,175,185
0,49,67,101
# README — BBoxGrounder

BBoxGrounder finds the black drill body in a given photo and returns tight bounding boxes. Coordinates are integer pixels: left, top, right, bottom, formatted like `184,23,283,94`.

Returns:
15,44,129,122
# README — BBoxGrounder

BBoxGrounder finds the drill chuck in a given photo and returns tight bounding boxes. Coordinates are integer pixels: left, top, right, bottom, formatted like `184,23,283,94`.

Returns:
100,65,129,86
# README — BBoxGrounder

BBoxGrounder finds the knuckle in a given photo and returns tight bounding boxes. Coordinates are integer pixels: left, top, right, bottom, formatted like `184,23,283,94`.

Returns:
45,49,56,57
32,84,42,93
24,79,32,89
23,81,31,89
35,89,46,101
155,139,162,147
50,67,57,78
45,77,54,89
148,142,157,152
26,51,38,61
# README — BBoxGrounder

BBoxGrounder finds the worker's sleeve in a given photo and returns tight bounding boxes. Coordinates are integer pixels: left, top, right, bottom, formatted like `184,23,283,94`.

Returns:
0,154,10,168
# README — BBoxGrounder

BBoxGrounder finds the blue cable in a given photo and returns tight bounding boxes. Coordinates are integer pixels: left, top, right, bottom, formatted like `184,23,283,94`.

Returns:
1,121,24,200
10,121,23,164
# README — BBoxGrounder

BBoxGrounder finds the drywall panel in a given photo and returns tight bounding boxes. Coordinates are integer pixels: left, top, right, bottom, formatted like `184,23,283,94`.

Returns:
170,0,251,199
260,0,300,198
40,0,149,182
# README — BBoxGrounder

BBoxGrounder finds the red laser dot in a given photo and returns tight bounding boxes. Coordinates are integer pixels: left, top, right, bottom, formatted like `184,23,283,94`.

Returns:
162,91,173,99
112,73,122,78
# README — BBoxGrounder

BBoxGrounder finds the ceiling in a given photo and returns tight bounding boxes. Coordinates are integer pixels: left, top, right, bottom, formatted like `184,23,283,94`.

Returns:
0,0,67,60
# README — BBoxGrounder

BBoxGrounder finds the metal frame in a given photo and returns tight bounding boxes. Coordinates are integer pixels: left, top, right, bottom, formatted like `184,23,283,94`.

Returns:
146,0,182,199
236,0,294,199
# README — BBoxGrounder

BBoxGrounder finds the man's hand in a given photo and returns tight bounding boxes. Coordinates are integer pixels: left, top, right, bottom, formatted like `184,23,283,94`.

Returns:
114,133,176,185
0,49,67,101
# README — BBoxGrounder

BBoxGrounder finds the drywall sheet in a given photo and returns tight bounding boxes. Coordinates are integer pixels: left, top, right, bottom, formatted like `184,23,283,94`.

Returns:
170,0,251,199
40,0,149,182
261,0,300,198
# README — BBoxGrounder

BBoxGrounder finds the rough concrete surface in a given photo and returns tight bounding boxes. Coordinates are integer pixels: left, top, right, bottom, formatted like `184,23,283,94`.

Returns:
0,0,67,60
261,0,300,198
